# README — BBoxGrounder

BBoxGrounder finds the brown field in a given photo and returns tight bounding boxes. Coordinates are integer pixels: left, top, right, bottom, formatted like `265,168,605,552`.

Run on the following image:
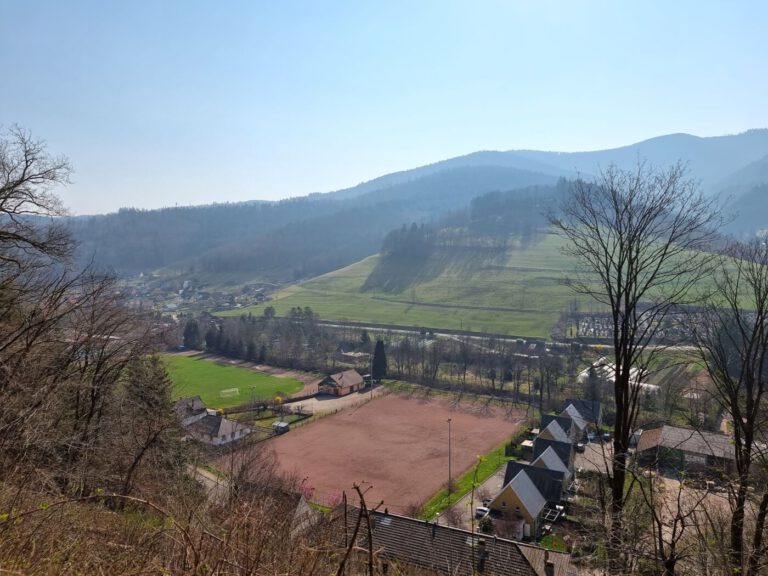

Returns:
243,392,525,513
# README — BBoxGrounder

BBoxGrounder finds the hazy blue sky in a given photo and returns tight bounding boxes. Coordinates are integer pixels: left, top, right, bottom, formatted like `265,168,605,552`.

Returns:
1,1,766,214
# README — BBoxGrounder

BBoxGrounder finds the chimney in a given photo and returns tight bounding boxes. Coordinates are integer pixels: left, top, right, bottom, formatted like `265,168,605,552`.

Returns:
477,540,488,573
544,549,555,576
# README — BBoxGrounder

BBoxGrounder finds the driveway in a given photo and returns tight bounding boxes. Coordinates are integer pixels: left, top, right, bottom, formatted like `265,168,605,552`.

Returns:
574,441,613,475
440,464,508,531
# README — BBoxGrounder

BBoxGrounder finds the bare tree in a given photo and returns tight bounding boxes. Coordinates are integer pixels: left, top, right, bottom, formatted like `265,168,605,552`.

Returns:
550,162,721,558
692,239,768,574
0,126,72,269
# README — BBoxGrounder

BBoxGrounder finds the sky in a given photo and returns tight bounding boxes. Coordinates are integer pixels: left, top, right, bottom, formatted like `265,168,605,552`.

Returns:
1,1,767,215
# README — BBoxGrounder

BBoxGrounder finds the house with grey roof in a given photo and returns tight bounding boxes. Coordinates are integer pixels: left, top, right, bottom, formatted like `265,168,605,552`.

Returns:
532,446,572,485
186,410,251,445
561,399,602,430
174,396,251,445
174,395,208,426
340,508,575,576
540,414,577,443
533,438,573,471
538,419,570,444
502,461,565,504
489,471,547,541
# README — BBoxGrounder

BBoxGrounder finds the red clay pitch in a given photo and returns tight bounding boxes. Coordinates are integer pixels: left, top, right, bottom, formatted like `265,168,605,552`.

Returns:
268,392,524,513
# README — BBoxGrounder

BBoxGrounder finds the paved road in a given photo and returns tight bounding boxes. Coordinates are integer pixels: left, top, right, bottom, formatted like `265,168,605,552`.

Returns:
574,442,614,475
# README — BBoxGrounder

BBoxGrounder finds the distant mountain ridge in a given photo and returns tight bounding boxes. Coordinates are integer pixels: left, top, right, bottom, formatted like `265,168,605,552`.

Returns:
68,128,768,279
323,129,768,201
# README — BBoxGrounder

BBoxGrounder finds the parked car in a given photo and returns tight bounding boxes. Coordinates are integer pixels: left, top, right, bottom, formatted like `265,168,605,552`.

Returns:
587,432,596,443
575,442,586,453
602,432,613,442
475,506,490,519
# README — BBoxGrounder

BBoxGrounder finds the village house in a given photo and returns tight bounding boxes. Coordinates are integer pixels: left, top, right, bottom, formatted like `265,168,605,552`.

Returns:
533,438,574,471
489,470,547,541
320,369,364,396
559,399,602,440
501,461,565,505
540,414,578,443
174,396,251,446
532,446,572,485
341,508,575,576
174,395,208,426
538,419,571,444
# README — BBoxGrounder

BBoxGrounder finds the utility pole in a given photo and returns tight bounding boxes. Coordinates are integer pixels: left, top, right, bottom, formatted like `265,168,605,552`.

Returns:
447,418,452,503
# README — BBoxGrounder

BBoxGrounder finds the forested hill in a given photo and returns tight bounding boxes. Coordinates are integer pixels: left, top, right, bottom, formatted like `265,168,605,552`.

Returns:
68,129,768,280
69,165,557,280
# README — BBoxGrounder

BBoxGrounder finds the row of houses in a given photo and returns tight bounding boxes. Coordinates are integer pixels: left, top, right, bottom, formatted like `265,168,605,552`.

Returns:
487,399,602,540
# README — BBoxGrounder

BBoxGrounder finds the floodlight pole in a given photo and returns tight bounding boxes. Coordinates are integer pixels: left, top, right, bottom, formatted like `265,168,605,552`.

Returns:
447,418,452,503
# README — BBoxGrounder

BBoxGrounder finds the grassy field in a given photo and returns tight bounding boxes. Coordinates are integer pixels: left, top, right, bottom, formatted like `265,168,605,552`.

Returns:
221,233,603,338
421,436,518,520
162,355,304,409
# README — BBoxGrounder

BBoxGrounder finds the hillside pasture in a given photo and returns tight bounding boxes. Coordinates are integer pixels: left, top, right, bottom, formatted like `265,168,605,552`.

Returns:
162,354,304,409
228,392,525,514
222,230,731,338
223,233,592,337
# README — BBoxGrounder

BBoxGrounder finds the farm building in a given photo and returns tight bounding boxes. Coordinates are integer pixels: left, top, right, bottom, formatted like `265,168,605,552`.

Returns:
340,509,574,576
489,470,547,541
635,425,736,475
320,369,364,396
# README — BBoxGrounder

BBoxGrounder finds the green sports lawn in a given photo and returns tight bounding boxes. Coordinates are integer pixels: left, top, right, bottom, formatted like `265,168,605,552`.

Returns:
162,354,304,409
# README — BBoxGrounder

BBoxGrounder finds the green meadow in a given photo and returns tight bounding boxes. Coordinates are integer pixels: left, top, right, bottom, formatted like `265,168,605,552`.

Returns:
222,233,603,338
163,354,303,409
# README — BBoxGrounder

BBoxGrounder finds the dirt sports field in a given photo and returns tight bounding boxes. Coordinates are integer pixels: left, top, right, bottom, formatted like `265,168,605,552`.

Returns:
267,392,525,513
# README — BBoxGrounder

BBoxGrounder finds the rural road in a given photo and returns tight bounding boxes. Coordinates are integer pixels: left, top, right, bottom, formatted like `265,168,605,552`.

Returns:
187,465,229,502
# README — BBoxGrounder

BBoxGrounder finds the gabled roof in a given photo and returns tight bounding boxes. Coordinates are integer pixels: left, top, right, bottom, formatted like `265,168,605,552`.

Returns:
636,425,735,461
559,405,586,431
339,509,573,576
503,462,564,503
327,369,364,388
508,471,547,519
563,399,602,425
532,447,571,482
533,438,573,468
174,395,207,419
540,420,570,444
541,414,573,435
187,413,250,439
